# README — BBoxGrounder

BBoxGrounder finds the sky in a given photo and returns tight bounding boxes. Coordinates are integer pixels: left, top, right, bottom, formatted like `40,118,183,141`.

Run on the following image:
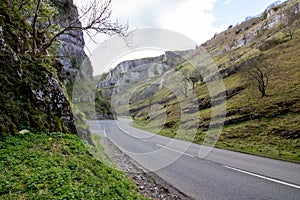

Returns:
73,0,283,75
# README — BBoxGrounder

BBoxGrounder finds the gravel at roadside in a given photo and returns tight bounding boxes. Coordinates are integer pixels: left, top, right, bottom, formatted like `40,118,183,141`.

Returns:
99,137,192,200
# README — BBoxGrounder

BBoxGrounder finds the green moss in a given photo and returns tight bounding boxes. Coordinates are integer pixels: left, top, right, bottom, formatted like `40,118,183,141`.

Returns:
0,1,78,137
71,57,77,68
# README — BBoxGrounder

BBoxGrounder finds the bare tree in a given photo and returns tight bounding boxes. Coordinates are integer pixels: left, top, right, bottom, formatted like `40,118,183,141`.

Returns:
189,69,203,93
21,0,128,58
180,77,189,98
242,56,270,98
178,68,190,97
281,3,300,39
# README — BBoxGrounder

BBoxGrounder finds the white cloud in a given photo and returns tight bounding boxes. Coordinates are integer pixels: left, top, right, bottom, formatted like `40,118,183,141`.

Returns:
73,0,227,74
74,0,225,46
158,0,226,44
111,0,176,28
225,0,232,4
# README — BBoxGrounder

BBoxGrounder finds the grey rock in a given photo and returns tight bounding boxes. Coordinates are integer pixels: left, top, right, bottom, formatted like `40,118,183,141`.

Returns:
53,0,94,93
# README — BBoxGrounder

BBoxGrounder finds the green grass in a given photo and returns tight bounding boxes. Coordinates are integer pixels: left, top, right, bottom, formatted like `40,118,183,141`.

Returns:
133,118,178,138
0,132,147,199
132,28,300,163
216,114,300,163
87,134,119,170
134,117,300,163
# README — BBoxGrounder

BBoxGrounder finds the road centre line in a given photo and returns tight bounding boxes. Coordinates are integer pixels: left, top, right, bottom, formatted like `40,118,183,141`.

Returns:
118,126,149,141
119,124,194,158
156,144,195,158
224,165,300,189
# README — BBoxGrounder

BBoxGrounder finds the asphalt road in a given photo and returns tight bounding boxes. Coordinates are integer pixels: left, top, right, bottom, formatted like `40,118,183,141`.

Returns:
88,119,300,200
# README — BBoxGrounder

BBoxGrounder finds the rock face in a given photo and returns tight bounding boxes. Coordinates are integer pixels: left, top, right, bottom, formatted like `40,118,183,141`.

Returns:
96,51,191,118
0,31,76,135
98,51,188,90
52,0,93,87
204,0,300,53
53,0,95,141
0,0,92,136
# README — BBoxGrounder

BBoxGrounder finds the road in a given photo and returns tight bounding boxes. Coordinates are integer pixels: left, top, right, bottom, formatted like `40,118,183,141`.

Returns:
88,119,300,200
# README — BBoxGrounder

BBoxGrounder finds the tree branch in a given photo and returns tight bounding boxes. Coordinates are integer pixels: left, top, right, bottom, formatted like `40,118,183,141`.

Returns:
32,0,42,56
33,0,128,58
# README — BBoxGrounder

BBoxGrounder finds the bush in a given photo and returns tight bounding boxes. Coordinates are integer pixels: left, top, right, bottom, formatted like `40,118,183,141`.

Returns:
258,39,282,51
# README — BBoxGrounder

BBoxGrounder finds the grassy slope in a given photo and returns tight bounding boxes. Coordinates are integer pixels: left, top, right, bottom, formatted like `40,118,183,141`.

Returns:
0,132,147,199
132,23,300,162
212,30,300,162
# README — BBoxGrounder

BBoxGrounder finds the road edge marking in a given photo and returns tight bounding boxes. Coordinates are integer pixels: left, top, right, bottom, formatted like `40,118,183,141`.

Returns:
224,165,300,189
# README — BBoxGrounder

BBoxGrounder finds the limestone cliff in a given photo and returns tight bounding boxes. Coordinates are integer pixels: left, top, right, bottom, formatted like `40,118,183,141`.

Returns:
0,0,92,136
203,0,300,53
97,51,190,93
51,0,93,96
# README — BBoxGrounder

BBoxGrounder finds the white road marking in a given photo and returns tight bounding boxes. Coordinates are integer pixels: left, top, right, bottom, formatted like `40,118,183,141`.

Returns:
103,125,107,137
224,165,300,189
156,144,195,158
119,124,194,157
118,126,148,141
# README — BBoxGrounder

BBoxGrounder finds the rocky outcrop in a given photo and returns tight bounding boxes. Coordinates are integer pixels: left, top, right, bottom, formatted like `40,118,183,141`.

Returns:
52,0,93,90
204,0,299,53
96,51,190,119
0,39,76,135
98,51,188,89
0,0,92,136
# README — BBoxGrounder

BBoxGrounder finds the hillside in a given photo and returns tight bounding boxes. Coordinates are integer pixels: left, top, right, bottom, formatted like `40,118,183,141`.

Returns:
97,0,300,162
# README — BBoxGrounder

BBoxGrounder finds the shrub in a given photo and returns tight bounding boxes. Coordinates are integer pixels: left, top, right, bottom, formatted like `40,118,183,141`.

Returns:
258,39,281,51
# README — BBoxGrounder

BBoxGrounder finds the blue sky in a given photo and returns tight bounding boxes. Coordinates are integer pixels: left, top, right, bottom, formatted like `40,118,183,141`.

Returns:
213,0,283,27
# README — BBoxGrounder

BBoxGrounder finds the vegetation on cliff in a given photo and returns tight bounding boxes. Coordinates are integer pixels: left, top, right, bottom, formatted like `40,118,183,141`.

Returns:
0,0,128,136
0,0,76,136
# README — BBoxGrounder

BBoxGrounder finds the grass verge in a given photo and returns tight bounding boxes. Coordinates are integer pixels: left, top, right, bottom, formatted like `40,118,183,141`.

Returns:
134,119,300,163
0,132,147,199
